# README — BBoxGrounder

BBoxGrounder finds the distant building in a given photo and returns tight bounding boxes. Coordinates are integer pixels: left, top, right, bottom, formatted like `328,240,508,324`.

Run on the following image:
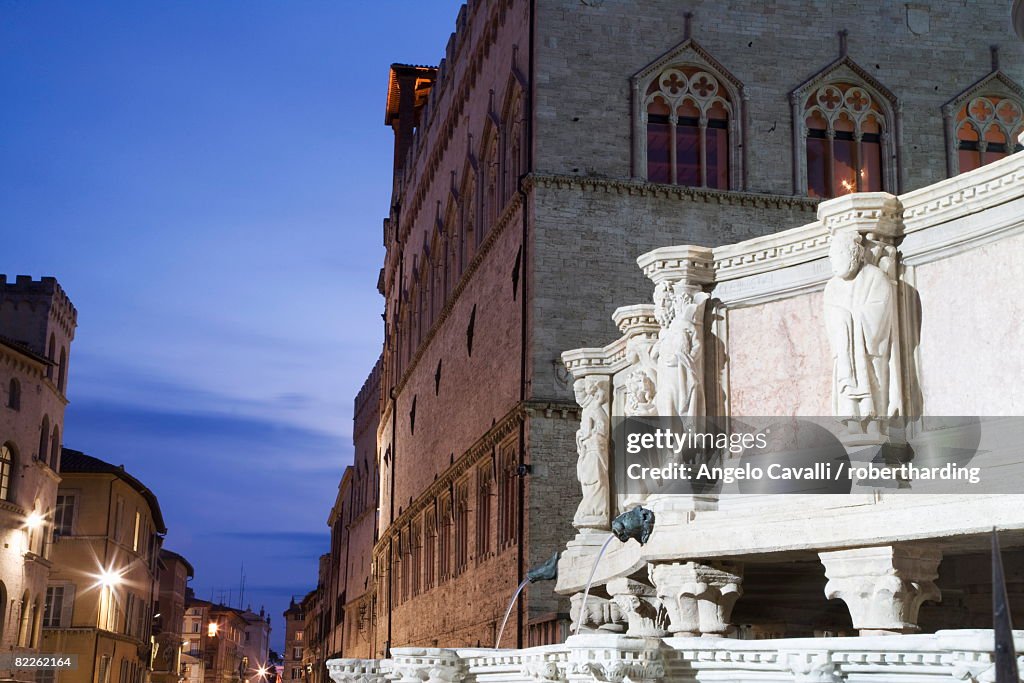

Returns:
335,365,379,660
237,605,272,681
0,275,77,681
282,598,304,682
152,549,195,683
300,578,326,683
182,596,209,683
42,448,166,683
182,595,270,683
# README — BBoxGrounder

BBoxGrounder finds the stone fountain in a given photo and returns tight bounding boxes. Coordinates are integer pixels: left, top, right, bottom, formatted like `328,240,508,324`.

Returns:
328,149,1024,682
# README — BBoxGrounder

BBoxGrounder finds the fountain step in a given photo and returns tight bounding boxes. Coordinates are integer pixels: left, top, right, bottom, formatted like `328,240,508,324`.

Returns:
327,630,1024,683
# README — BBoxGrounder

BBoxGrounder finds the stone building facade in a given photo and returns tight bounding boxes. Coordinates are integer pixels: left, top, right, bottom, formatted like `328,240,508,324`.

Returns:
182,595,270,683
0,276,76,681
282,598,305,682
153,549,195,683
42,448,166,683
361,0,1024,657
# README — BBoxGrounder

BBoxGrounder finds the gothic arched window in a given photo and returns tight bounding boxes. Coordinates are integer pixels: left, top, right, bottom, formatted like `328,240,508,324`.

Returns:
504,93,525,202
644,66,734,189
46,334,56,380
58,347,67,393
0,443,14,501
7,378,20,411
38,415,50,464
954,95,1023,173
803,83,886,198
50,426,60,471
482,133,500,231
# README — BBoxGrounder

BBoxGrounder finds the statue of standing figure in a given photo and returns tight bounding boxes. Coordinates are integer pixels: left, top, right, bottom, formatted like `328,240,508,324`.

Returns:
573,376,611,528
823,231,902,437
651,282,710,419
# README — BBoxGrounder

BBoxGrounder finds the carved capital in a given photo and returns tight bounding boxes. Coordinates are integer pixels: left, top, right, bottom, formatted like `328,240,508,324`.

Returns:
569,593,626,634
612,304,660,338
648,561,743,636
388,649,465,683
819,544,941,634
607,577,668,637
817,192,903,241
636,245,715,287
327,659,389,683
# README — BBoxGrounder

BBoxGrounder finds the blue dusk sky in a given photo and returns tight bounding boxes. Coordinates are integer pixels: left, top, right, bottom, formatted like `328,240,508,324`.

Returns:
1,0,462,653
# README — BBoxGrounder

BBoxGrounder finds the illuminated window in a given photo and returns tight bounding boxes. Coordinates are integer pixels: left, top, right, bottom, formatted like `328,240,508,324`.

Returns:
44,585,69,628
98,585,120,632
644,66,734,189
954,95,1023,173
803,83,886,198
133,511,141,552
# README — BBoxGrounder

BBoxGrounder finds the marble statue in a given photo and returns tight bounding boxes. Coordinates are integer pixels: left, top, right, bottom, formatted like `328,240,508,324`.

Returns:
651,282,710,419
623,350,657,417
573,376,611,528
823,231,902,435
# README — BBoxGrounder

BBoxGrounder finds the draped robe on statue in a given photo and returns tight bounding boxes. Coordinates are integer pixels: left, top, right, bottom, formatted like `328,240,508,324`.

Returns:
823,260,901,421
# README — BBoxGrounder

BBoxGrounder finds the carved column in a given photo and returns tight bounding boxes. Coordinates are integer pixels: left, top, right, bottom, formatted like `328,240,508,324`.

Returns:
612,304,660,513
558,349,614,578
648,560,743,636
819,544,941,634
607,577,668,637
635,246,717,519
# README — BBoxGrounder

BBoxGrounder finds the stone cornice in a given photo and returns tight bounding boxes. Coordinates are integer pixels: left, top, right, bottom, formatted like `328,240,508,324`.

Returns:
374,402,524,554
683,151,1024,286
373,398,578,557
900,152,1024,234
526,174,821,212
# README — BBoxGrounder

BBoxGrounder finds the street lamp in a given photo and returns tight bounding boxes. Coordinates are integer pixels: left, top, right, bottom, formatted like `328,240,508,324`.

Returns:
96,568,124,589
24,511,45,530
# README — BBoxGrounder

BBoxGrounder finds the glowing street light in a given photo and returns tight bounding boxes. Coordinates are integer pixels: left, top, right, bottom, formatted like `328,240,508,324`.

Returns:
24,511,44,530
95,568,124,589
257,666,269,680
207,622,219,637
